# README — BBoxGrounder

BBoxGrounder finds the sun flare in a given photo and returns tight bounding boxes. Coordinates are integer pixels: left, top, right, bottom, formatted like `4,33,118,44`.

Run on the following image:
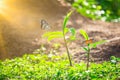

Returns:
0,0,13,19
0,0,6,13
0,0,5,8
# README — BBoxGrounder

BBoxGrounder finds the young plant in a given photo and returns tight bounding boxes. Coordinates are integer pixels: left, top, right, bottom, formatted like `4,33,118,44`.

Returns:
42,10,76,66
79,29,106,70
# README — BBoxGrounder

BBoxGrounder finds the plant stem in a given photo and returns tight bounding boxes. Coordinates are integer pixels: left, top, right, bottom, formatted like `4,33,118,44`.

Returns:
86,45,90,71
86,45,90,80
63,35,72,66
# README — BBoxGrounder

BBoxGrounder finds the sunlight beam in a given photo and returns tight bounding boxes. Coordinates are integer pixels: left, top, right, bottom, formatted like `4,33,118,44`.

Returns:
0,0,3,6
0,0,5,8
0,0,6,14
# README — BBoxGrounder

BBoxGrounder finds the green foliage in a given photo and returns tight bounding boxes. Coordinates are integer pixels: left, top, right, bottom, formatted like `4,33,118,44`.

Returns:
110,56,120,64
0,54,120,80
72,0,102,20
71,0,120,22
97,0,120,22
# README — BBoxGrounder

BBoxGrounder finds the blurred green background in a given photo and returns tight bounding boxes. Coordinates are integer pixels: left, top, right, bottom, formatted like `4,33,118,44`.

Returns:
66,0,120,22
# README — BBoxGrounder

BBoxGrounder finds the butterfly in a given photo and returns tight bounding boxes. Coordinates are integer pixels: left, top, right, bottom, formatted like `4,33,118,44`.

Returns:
84,39,94,45
40,19,51,30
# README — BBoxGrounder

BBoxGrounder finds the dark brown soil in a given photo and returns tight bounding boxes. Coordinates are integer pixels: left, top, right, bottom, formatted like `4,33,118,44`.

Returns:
38,9,120,63
52,1,120,63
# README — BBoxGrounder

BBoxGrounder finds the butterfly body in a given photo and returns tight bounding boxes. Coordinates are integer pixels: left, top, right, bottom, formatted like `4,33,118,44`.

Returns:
41,19,51,30
85,39,94,44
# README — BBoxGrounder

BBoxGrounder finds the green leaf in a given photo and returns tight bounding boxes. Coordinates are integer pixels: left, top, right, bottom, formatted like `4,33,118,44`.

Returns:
83,47,88,51
47,35,63,41
69,28,76,36
110,56,116,60
117,58,120,61
64,27,69,34
79,29,89,40
63,11,73,32
89,40,106,48
111,56,120,62
42,31,63,41
96,5,102,10
43,31,63,37
69,36,76,41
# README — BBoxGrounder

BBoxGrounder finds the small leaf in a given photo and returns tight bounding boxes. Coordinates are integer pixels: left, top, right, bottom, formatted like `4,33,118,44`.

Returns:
117,58,120,61
47,35,63,41
69,36,76,41
97,5,102,10
42,31,63,41
110,56,116,60
69,28,76,36
89,40,106,48
43,31,63,37
88,43,97,48
63,11,73,32
79,29,89,40
64,27,69,34
83,47,88,51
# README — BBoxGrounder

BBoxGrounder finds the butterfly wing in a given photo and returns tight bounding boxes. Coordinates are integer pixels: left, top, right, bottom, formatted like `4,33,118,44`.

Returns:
85,39,93,44
41,19,51,30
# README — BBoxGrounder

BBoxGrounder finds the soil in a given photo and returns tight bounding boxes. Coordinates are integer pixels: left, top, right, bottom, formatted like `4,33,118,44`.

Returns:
39,13,120,63
35,1,120,63
68,12,120,63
